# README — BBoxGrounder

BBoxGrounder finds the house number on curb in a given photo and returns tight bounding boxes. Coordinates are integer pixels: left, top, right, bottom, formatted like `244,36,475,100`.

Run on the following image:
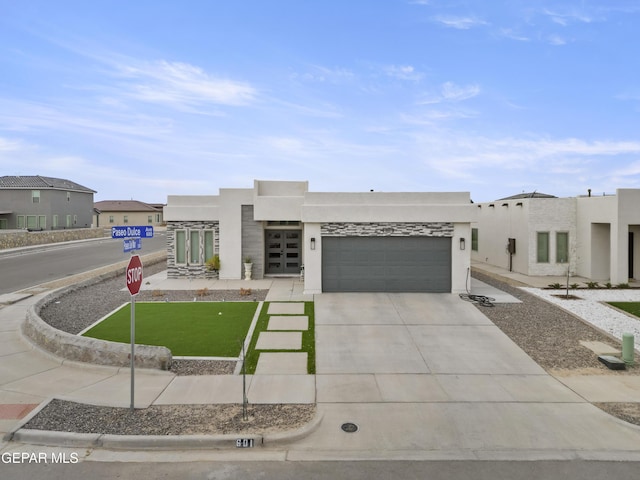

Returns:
236,438,254,448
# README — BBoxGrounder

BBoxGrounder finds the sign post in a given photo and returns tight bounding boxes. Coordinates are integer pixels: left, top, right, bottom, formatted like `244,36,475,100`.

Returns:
125,255,143,411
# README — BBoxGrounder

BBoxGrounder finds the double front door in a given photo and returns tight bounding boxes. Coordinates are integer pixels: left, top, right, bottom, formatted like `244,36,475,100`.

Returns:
265,230,301,275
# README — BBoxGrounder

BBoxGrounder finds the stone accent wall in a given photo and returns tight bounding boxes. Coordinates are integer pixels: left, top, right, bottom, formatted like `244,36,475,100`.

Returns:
321,222,454,237
0,228,110,250
241,205,264,279
167,221,219,278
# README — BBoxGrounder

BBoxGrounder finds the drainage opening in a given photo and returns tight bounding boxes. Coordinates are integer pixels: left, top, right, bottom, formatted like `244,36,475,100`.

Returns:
341,422,359,433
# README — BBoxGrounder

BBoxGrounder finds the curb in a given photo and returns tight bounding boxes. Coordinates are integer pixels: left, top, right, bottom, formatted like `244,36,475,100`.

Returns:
6,410,324,451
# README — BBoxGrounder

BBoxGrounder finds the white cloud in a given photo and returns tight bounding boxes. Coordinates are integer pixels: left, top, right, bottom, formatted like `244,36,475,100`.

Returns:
292,65,355,84
383,65,424,81
116,60,257,108
543,8,594,26
547,34,567,45
433,15,488,29
419,81,480,105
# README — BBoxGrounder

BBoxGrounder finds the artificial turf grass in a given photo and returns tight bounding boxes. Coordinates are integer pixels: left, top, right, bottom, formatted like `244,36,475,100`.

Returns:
82,301,258,357
608,302,640,318
243,301,315,375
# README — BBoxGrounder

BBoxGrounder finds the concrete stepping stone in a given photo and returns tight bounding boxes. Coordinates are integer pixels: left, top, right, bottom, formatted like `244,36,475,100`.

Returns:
256,331,302,350
268,315,309,331
267,302,305,315
255,352,308,375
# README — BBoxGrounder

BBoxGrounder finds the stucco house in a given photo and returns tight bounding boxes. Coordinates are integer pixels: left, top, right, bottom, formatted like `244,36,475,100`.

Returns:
163,180,476,294
93,200,164,228
0,175,96,230
471,189,640,284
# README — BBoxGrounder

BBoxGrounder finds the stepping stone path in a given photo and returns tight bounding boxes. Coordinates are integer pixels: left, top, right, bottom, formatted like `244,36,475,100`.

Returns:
255,302,309,374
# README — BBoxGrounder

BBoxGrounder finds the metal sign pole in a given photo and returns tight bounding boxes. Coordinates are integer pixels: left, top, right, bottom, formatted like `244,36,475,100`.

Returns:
130,293,135,411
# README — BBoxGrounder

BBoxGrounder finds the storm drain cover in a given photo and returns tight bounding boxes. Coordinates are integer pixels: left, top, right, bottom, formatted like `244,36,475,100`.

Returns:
341,422,359,433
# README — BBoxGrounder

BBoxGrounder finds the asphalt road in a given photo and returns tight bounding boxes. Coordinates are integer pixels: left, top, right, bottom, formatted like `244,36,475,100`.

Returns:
0,233,166,294
1,460,639,480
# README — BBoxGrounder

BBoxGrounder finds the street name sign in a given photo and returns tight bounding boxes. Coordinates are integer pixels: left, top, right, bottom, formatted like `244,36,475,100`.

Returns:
123,238,142,253
111,226,154,239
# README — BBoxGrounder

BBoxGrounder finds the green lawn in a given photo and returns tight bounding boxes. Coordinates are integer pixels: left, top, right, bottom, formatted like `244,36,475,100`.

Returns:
608,302,640,318
83,302,258,357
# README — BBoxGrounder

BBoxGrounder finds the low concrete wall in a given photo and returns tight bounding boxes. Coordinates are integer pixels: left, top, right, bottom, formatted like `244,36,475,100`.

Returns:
0,228,110,250
21,254,172,370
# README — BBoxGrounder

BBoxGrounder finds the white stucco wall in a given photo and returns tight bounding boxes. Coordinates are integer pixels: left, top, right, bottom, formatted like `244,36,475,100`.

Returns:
527,198,576,276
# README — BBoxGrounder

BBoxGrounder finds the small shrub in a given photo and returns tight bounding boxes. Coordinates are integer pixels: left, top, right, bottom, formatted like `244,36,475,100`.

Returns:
196,287,209,297
605,282,612,289
586,281,600,289
548,283,562,289
151,290,165,297
240,287,252,296
570,283,579,289
616,283,630,289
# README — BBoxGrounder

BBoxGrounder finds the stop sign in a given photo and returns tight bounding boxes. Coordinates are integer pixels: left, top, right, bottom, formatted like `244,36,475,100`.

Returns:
126,255,143,296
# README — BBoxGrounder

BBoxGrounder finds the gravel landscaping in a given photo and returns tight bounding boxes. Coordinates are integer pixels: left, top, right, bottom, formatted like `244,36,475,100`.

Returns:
24,267,640,435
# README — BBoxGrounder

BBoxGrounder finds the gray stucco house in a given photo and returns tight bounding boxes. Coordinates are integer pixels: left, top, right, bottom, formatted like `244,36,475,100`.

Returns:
0,175,96,230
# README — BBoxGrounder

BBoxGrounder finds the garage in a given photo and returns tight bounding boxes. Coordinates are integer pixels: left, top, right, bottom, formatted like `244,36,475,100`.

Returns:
322,236,452,292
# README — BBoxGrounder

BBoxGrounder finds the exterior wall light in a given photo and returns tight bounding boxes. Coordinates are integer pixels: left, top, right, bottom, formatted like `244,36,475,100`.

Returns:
460,237,466,250
310,237,316,250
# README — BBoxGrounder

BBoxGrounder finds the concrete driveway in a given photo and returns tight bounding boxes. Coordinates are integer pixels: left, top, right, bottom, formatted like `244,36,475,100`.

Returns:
287,292,640,460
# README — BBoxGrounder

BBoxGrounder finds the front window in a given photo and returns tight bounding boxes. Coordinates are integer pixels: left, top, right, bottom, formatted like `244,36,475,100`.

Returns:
204,230,214,260
175,230,186,264
190,230,200,264
556,232,569,263
123,215,128,224
148,215,153,224
109,215,114,224
471,228,478,251
537,232,549,263
32,190,40,203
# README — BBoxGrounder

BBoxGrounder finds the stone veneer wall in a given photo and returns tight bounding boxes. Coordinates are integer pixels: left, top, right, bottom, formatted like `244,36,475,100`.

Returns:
241,205,264,279
0,227,110,250
166,221,219,278
321,222,454,237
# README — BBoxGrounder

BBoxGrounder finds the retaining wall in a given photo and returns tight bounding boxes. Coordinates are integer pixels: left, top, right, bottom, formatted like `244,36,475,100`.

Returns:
21,254,172,370
0,228,110,250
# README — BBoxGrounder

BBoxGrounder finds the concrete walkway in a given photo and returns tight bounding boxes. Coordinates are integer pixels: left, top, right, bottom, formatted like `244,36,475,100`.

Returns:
2,265,640,461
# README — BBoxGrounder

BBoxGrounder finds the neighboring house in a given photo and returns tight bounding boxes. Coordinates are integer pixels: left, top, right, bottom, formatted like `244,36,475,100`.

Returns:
471,189,640,284
163,180,475,294
0,175,96,230
93,200,164,228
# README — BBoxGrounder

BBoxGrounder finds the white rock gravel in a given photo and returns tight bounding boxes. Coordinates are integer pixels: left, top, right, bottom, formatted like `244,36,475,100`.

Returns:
522,287,640,345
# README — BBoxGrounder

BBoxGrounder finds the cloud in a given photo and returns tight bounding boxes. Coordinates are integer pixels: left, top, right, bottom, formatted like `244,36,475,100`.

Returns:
547,34,567,46
419,81,480,105
432,15,488,29
115,60,257,108
543,8,594,26
499,28,530,42
292,65,355,84
383,65,424,81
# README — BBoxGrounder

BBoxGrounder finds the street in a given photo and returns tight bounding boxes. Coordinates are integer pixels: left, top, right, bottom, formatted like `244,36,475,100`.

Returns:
0,233,166,294
1,459,639,480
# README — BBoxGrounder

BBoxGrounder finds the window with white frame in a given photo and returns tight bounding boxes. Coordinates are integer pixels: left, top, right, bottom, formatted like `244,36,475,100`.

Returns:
537,232,549,263
190,230,200,264
175,230,186,264
204,230,214,260
32,190,40,203
556,232,569,263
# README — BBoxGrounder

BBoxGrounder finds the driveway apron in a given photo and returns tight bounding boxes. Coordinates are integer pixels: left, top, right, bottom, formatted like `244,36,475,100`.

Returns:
288,292,640,460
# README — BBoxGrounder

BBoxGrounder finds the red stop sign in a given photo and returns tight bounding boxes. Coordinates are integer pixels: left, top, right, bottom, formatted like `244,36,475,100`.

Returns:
126,255,143,296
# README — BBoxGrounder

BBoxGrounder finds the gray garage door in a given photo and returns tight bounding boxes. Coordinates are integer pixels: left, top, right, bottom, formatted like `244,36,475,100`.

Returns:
322,236,452,293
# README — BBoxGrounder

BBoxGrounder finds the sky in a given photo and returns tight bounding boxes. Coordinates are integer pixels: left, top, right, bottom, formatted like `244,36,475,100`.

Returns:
1,1,639,203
